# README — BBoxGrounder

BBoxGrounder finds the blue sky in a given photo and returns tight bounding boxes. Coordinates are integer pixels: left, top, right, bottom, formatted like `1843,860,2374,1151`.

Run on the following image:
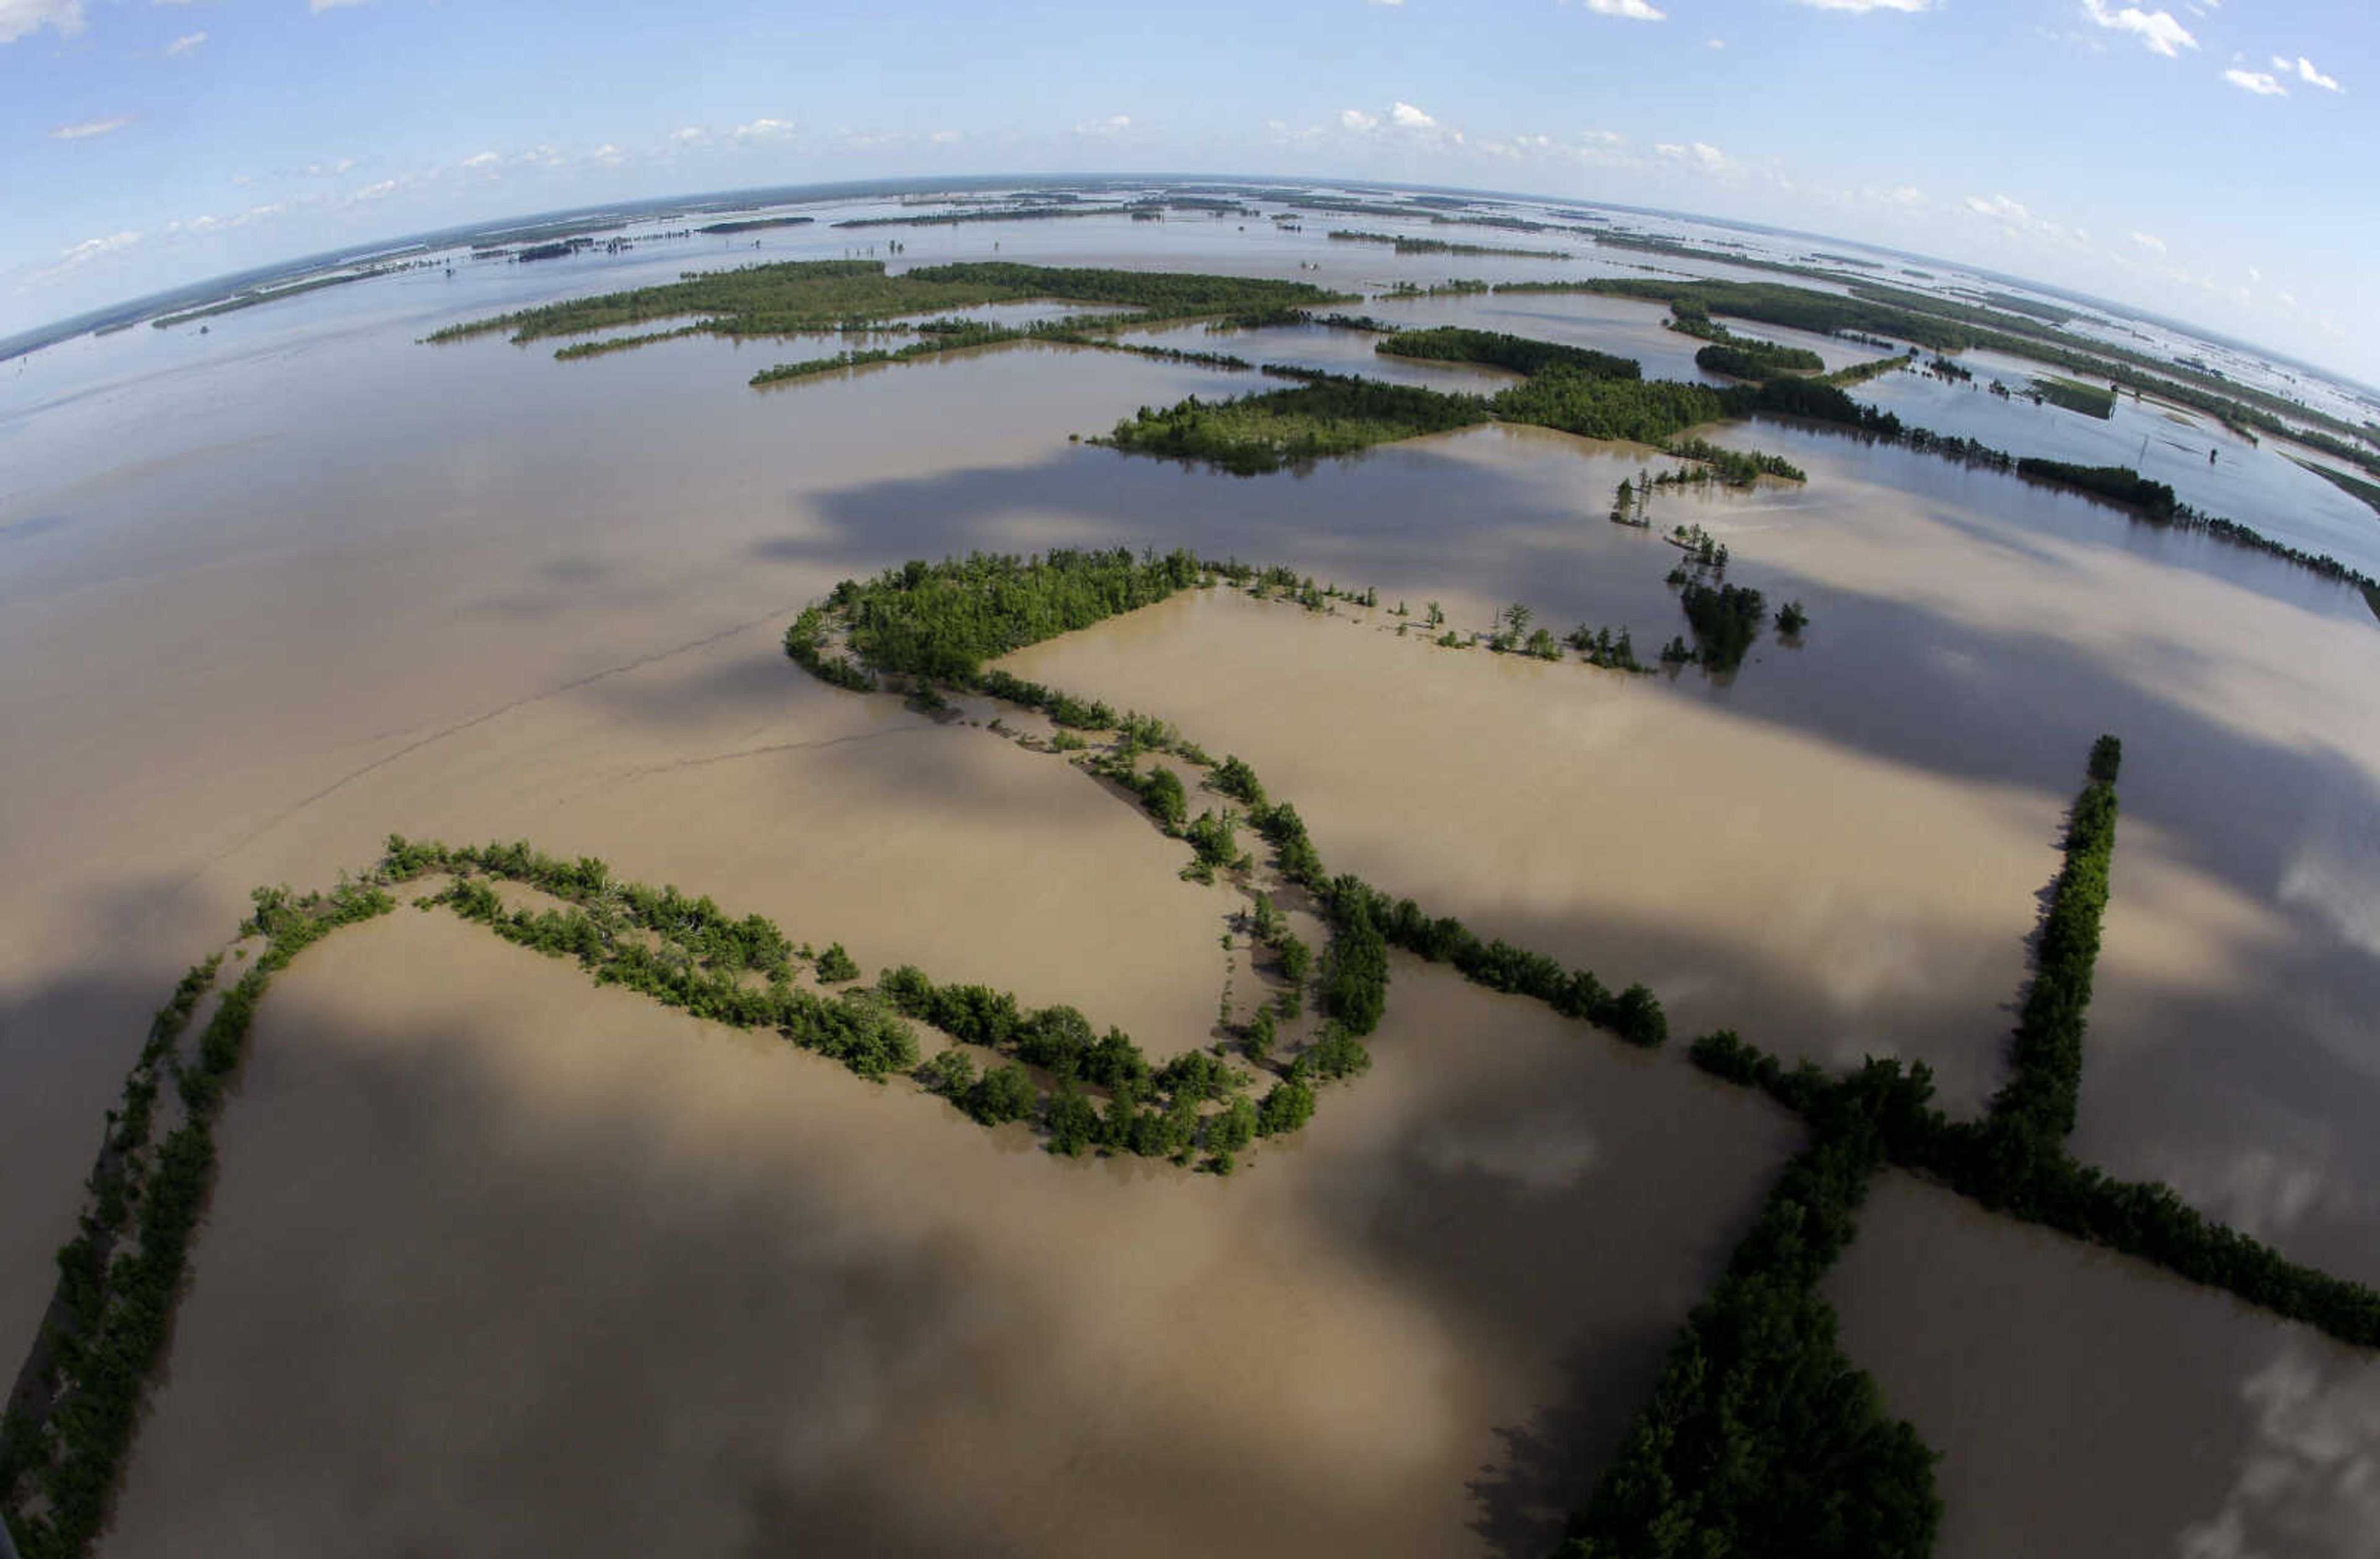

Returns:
5,0,2374,381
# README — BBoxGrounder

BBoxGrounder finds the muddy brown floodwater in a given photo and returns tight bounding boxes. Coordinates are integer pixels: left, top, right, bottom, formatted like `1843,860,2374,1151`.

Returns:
6,203,2380,1553
103,911,1797,1557
1827,1173,2380,1558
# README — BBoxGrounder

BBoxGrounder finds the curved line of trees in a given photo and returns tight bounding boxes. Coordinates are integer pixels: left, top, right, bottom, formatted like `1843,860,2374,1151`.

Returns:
2,880,396,1559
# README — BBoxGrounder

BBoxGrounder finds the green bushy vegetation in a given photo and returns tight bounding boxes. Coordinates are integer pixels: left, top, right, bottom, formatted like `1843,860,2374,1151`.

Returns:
1985,741,2120,1150
830,547,1204,682
1696,338,1825,380
1101,374,1492,474
1518,276,1984,353
749,321,1024,386
2015,460,2177,520
1662,437,1805,486
1678,581,1769,673
1562,1071,1941,1558
1326,229,1572,260
1690,1025,2380,1352
403,842,917,1080
1518,273,2380,484
1681,736,2380,1353
1324,877,1668,1048
3,879,393,1559
427,258,1346,348
1376,326,1640,381
1489,371,1736,443
2030,376,2118,419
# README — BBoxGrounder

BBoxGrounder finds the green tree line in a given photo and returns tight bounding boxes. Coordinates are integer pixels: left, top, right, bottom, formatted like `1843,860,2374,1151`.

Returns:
1562,1066,1942,1558
1984,739,2121,1152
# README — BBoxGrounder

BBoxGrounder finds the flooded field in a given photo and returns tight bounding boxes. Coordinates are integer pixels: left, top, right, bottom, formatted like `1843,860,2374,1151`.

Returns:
1828,1173,2380,1558
1011,581,2058,1116
5,182,2379,1550
103,915,1796,1557
1856,348,2380,576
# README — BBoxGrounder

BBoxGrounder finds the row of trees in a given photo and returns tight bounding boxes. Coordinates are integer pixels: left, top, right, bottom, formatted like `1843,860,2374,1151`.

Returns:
1690,1023,2380,1351
1984,740,2122,1152
1323,877,1669,1048
1520,271,2380,485
1377,326,1641,381
1678,729,2380,1352
1563,1068,1942,1557
1101,375,1494,475
823,547,1205,683
429,258,1346,348
1659,438,1807,487
3,880,397,1559
1326,229,1572,260
429,866,919,1082
1696,339,1826,380
2015,460,2178,520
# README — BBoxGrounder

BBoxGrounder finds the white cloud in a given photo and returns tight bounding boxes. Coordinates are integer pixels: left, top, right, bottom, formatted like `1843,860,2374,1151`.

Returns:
1960,192,2085,248
460,150,501,168
1579,0,1665,18
1790,0,1933,11
2081,1,2197,56
2131,230,2167,254
0,0,83,45
2224,67,2288,95
60,229,141,262
591,143,624,166
2177,1341,2380,1559
1706,37,1725,47
163,29,205,55
49,115,131,140
929,130,962,144
732,117,795,141
1655,140,1734,173
2282,55,2343,92
1072,113,1132,138
348,177,397,201
308,0,367,12
30,228,143,285
667,126,707,144
1334,99,1459,147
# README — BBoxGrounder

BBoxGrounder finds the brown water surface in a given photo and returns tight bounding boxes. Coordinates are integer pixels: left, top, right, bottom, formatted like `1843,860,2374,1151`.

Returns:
1828,1172,2380,1558
103,914,1797,1557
